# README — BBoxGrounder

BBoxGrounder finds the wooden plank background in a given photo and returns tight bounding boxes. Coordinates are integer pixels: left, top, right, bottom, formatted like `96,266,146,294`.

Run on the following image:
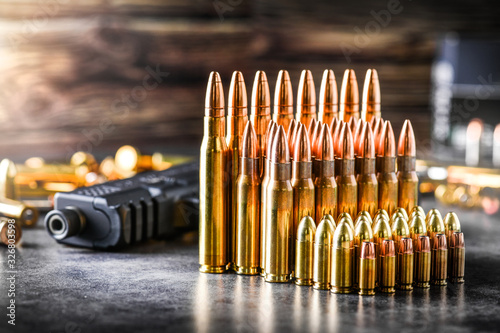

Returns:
0,0,499,162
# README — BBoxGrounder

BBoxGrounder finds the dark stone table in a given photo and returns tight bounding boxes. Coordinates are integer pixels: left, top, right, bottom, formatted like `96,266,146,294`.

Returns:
1,200,499,333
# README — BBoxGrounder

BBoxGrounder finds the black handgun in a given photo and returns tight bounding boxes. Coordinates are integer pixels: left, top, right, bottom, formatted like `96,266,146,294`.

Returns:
44,161,199,250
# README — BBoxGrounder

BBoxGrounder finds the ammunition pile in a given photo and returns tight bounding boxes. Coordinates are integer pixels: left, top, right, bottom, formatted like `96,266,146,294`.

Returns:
199,69,466,294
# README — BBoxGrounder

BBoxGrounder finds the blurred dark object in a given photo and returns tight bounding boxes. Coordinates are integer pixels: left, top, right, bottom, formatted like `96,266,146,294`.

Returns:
431,34,500,167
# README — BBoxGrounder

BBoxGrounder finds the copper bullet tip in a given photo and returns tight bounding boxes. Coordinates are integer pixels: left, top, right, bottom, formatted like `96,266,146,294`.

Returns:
308,118,318,138
310,120,322,156
399,237,413,254
265,122,278,159
228,71,248,116
377,121,396,157
417,235,431,253
251,70,271,114
294,124,312,162
271,126,290,164
332,120,344,154
433,233,447,250
297,69,316,111
287,119,298,151
398,119,416,157
348,117,357,135
360,241,376,259
242,122,259,159
337,123,354,159
353,119,364,153
274,70,294,112
358,123,375,158
205,71,225,117
381,239,395,257
340,69,359,110
451,232,465,249
362,69,381,112
316,124,334,161
319,69,338,108
373,117,384,150
329,117,339,136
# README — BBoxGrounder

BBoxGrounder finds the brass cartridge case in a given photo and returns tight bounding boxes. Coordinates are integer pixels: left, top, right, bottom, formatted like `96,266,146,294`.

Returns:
273,70,294,130
393,207,409,221
260,122,278,275
449,232,465,284
336,124,357,218
292,124,315,274
250,71,272,177
236,122,261,275
295,216,316,286
431,234,448,286
0,159,18,200
414,235,431,288
426,208,442,226
0,217,22,246
296,70,317,129
226,71,249,269
313,216,335,289
314,124,337,223
354,217,374,289
373,215,392,284
411,206,426,219
359,241,376,296
264,126,293,283
318,69,338,125
377,121,398,215
339,69,359,122
379,239,396,293
397,237,414,291
338,212,355,231
356,123,378,217
355,210,373,228
375,209,390,224
397,120,419,212
0,197,38,228
331,219,354,294
114,145,153,178
199,71,229,273
361,69,381,122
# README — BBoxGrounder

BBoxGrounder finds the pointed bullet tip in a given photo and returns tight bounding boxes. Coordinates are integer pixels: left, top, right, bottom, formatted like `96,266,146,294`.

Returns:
338,123,354,159
205,71,225,117
251,70,271,114
294,124,311,162
228,71,248,115
398,119,416,157
242,122,259,159
271,126,290,164
316,124,334,161
378,120,395,157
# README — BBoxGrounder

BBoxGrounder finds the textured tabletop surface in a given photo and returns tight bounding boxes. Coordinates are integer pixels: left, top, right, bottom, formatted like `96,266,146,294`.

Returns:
0,199,499,333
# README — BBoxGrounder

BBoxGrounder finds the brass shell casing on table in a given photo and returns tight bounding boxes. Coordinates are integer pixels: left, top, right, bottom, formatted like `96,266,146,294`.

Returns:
235,123,261,275
226,71,249,269
295,216,316,286
0,197,38,228
431,234,448,286
0,217,22,246
359,241,376,296
313,217,335,289
378,239,396,293
264,127,293,283
397,237,414,291
331,219,354,294
318,69,338,125
199,72,229,274
296,70,317,129
273,70,294,131
449,232,465,284
414,235,431,288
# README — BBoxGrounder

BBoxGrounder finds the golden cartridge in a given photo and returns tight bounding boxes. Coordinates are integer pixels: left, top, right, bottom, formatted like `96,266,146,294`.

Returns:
397,238,414,291
323,214,337,229
391,215,409,248
0,159,18,200
313,216,335,289
99,156,120,181
0,217,22,246
226,71,249,269
392,207,409,222
361,69,381,122
409,213,427,250
427,213,445,249
375,208,390,223
414,235,431,288
264,126,293,282
449,232,465,284
355,210,373,228
373,214,392,284
296,70,317,129
331,217,354,293
359,241,377,296
336,123,358,219
356,123,378,217
273,70,294,130
260,121,276,179
114,146,153,178
443,212,461,246
377,121,398,215
397,120,419,212
338,212,355,231
339,69,359,122
318,69,338,125
199,71,229,273
291,124,315,274
379,239,396,293
373,118,384,173
71,151,100,180
236,122,261,275
426,208,442,225
295,216,317,286
354,216,374,289
411,205,426,218
250,71,272,176
314,124,338,223
431,234,448,286
0,197,38,228
260,122,278,275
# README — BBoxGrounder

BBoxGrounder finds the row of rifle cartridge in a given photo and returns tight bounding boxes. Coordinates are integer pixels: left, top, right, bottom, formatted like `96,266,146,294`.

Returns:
199,68,465,294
